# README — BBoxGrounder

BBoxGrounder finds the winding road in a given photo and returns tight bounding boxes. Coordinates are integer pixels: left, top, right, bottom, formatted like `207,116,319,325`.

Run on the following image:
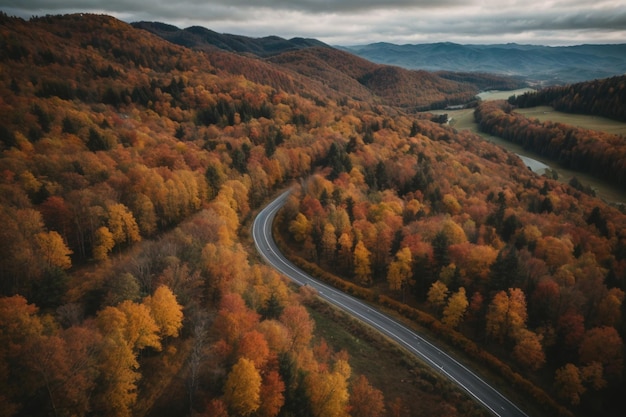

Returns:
253,190,529,417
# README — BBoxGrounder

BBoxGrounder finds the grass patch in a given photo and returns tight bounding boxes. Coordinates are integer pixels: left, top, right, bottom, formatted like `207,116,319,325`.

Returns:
515,106,626,135
306,298,490,417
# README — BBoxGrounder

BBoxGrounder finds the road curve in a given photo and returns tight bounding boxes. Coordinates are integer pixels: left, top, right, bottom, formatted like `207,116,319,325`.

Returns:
253,190,529,417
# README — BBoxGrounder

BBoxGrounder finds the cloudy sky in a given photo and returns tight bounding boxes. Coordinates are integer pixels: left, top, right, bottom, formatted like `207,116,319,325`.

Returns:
2,0,626,45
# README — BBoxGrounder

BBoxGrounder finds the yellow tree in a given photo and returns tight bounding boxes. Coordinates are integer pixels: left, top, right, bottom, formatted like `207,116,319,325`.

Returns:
486,288,528,343
507,288,528,339
337,232,353,273
117,300,162,352
306,360,351,417
441,219,467,245
35,231,72,270
289,212,311,242
353,240,372,285
130,193,157,236
94,306,140,417
107,203,141,247
321,223,337,262
386,247,412,292
223,357,262,417
486,291,508,343
427,280,449,313
442,287,468,328
143,285,183,339
93,226,115,261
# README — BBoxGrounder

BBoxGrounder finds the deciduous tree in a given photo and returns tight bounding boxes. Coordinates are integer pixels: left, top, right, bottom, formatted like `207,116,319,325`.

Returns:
306,362,350,417
280,304,314,353
237,330,270,370
578,326,623,378
93,226,114,261
143,285,183,339
349,374,385,417
554,363,585,406
107,203,141,247
117,300,162,352
213,292,260,345
321,223,337,262
94,307,140,417
386,247,412,292
353,240,372,285
35,231,72,271
223,357,262,416
427,280,449,312
513,329,545,371
486,288,528,343
258,370,285,417
289,213,311,242
442,287,468,328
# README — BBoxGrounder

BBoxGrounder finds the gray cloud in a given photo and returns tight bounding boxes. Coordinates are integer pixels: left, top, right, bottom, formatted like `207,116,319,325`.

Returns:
1,0,625,45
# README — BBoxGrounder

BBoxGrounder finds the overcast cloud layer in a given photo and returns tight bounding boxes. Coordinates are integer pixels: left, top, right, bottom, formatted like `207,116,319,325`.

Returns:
2,0,626,45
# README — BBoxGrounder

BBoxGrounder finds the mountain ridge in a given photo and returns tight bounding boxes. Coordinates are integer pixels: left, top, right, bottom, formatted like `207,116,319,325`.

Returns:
339,42,626,85
132,21,329,57
133,21,526,110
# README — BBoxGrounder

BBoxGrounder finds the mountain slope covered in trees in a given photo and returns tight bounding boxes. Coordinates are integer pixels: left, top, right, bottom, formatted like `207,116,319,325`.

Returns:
0,12,625,417
134,22,527,111
132,21,329,56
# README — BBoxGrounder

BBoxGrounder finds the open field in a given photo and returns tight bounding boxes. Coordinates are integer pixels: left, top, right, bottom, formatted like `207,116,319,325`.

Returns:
477,88,536,101
515,105,626,135
307,300,493,417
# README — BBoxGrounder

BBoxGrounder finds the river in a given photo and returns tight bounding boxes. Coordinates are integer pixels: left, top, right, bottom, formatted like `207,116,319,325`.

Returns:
428,89,626,204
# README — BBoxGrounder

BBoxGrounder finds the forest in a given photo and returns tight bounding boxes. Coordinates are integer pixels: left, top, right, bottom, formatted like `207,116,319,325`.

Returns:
509,75,626,122
474,100,626,191
0,12,624,417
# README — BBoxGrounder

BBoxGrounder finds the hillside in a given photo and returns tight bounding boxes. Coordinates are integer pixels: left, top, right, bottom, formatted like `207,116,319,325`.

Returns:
133,22,526,111
341,42,626,85
132,21,329,56
1,12,625,417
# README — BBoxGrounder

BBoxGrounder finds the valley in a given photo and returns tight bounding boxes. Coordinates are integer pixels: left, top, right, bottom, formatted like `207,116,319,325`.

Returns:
429,90,626,204
1,13,625,417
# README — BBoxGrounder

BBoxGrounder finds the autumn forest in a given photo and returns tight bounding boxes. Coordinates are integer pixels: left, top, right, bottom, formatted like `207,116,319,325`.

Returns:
1,13,625,417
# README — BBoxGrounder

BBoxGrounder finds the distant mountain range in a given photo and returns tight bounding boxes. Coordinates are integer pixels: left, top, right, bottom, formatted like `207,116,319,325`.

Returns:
133,22,626,86
340,42,626,85
132,21,327,57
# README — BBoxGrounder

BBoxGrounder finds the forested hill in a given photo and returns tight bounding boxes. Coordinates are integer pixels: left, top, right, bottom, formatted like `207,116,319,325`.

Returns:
131,21,329,56
510,75,626,122
134,21,526,111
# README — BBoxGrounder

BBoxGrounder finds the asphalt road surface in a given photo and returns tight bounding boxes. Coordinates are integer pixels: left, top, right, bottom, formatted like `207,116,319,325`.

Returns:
253,190,530,417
